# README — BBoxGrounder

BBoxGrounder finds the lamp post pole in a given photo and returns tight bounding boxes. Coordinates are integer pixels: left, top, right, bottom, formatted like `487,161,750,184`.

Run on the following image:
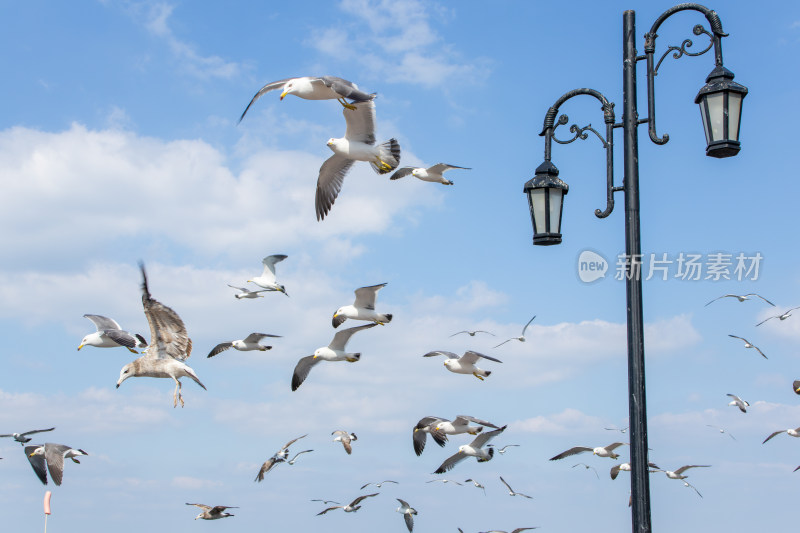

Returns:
524,5,747,533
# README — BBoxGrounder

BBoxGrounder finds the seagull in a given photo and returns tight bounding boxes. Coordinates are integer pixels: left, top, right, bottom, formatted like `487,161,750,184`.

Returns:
605,426,628,434
395,499,418,532
317,493,379,515
727,393,749,413
450,330,496,338
248,255,289,295
425,479,462,485
705,293,775,306
316,100,400,220
332,283,392,328
239,76,376,121
207,333,282,358
496,444,520,454
478,529,539,533
255,434,307,481
499,476,533,499
78,314,147,353
413,416,449,456
572,462,599,478
763,427,800,444
609,462,660,480
683,480,703,498
185,503,237,520
465,478,486,493
728,335,767,359
286,449,314,465
389,163,470,185
433,426,506,474
706,425,736,440
360,480,398,490
653,465,710,480
25,443,88,486
0,427,55,445
332,430,358,454
116,264,205,408
549,442,627,461
311,499,341,505
756,307,800,326
794,380,800,395
422,350,502,380
292,323,378,391
227,284,269,299
493,315,536,348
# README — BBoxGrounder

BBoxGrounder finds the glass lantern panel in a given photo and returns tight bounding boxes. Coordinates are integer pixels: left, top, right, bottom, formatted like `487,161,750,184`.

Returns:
530,188,548,234
728,93,742,141
548,188,563,233
705,93,725,141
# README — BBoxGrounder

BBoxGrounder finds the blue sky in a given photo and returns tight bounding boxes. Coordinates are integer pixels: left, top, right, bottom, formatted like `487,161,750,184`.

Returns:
1,1,800,531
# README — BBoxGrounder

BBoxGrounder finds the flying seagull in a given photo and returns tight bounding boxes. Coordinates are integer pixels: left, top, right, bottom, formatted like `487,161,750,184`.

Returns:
389,163,470,185
423,350,502,380
572,462,599,479
248,255,289,296
286,449,314,465
332,283,392,328
227,284,269,299
425,479,462,485
605,426,628,434
683,480,703,498
465,478,486,493
793,380,800,395
207,333,282,358
255,434,308,481
311,499,341,505
728,335,767,359
429,416,500,440
360,480,398,490
332,430,358,454
317,493,379,515
78,314,147,353
0,427,55,445
185,503,237,520
25,443,88,486
609,462,660,480
396,499,418,532
478,529,539,533
763,427,800,444
116,264,205,408
493,315,536,348
450,330,496,338
496,444,521,454
549,442,627,461
705,293,775,306
653,464,710,480
292,323,377,391
413,416,449,456
756,306,800,326
499,476,533,499
316,100,400,220
727,393,749,413
706,425,736,441
433,425,506,474
239,76,376,121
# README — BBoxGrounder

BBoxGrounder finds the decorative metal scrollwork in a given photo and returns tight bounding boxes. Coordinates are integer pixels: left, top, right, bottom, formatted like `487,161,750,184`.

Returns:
552,114,609,147
654,24,714,74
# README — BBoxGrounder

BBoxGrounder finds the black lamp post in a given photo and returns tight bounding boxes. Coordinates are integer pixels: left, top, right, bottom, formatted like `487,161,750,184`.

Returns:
525,5,747,533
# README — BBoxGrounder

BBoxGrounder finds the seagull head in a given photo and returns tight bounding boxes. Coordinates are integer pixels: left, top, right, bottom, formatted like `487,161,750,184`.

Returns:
29,446,44,457
116,363,134,388
280,81,295,100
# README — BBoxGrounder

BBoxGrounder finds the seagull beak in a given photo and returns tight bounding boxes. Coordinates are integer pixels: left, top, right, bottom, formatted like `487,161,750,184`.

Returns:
77,344,84,350
280,91,287,100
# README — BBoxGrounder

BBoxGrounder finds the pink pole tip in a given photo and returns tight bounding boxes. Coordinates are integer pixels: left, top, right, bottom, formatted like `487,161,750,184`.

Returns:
43,491,52,515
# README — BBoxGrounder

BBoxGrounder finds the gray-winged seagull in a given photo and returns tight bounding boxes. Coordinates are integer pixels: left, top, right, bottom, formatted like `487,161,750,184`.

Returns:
549,442,627,461
433,426,506,474
493,315,536,348
0,427,55,445
255,434,308,481
25,443,88,486
207,333,282,358
332,283,392,328
389,163,470,185
317,493,379,515
248,255,289,296
396,498,418,532
423,350,502,380
78,314,147,353
185,503,237,520
292,323,377,391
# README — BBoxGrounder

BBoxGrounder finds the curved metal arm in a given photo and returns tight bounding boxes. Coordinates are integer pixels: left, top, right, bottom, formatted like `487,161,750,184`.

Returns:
642,3,727,145
538,88,618,218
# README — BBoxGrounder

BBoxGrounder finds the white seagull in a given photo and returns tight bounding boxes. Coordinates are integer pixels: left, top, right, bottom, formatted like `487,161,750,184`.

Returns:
116,264,205,408
496,444,521,454
425,478,462,485
727,393,749,413
433,425,506,474
227,284,269,299
654,464,710,480
185,503,237,520
763,427,800,444
422,350,502,380
25,443,88,486
291,323,377,390
413,415,499,455
572,462,599,478
207,333,281,358
706,425,736,440
332,430,358,455
395,499,418,532
332,283,392,328
389,163,470,185
478,529,539,533
728,335,767,359
0,427,55,445
756,306,800,326
705,293,775,306
286,449,314,465
609,462,660,480
239,76,376,121
450,329,496,338
499,476,533,499
317,493,379,515
413,416,449,455
248,255,289,296
255,434,307,481
360,480,398,490
316,100,400,220
493,315,536,348
78,314,147,353
549,442,627,461
465,478,486,493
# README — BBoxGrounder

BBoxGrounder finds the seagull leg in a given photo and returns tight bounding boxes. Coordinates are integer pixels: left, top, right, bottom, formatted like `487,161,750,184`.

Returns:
472,372,485,381
126,347,139,354
376,159,393,171
337,97,357,110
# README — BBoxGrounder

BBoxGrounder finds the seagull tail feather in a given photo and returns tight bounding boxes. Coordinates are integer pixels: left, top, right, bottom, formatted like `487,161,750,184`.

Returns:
371,139,401,175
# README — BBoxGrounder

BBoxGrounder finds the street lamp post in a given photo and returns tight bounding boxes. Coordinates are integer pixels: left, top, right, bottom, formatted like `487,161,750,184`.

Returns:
524,5,747,533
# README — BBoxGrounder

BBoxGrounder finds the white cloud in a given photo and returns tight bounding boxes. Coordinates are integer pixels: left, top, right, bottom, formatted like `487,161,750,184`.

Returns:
513,408,606,436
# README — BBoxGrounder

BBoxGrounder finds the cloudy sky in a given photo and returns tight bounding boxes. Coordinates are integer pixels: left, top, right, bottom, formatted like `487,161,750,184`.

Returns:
2,1,800,531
